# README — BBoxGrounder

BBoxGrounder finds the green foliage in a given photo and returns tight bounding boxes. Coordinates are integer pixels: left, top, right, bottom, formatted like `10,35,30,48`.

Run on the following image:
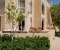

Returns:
6,2,24,31
16,12,24,23
50,4,60,29
55,32,60,37
0,35,50,50
6,2,18,32
6,2,17,23
2,34,12,42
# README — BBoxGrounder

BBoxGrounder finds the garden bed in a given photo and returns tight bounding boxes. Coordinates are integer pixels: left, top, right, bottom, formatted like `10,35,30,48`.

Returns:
0,35,50,50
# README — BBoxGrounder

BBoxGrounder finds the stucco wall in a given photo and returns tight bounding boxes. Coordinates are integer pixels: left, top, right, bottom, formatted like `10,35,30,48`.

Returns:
33,0,42,28
1,29,55,44
1,16,5,31
4,0,52,31
25,0,31,31
41,0,47,30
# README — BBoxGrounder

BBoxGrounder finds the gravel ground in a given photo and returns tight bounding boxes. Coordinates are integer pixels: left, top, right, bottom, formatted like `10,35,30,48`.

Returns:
50,37,60,50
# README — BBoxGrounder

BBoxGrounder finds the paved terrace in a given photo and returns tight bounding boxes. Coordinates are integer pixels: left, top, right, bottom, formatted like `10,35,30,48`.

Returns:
50,37,60,50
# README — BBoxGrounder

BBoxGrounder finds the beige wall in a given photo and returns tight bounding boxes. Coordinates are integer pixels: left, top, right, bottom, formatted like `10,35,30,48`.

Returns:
41,0,47,30
41,0,52,30
1,16,5,31
0,29,55,45
33,0,50,30
4,0,52,31
34,0,42,28
0,16,5,31
25,0,32,31
46,1,52,29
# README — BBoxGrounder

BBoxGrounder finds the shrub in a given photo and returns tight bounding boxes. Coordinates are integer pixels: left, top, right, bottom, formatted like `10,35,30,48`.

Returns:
0,35,50,50
55,32,60,37
2,34,12,42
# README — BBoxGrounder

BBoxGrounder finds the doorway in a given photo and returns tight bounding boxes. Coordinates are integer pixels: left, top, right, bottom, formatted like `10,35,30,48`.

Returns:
42,19,44,30
19,20,25,31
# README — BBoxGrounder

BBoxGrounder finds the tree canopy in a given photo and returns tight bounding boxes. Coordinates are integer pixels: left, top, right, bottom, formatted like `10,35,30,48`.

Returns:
16,12,24,24
50,4,60,29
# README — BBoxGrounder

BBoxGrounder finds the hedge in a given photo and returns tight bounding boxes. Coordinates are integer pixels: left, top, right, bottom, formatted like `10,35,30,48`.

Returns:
0,35,50,50
55,32,60,37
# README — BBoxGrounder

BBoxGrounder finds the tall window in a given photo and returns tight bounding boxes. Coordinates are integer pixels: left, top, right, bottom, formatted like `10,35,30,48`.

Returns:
42,3,45,14
19,0,25,31
30,1,32,14
20,0,25,12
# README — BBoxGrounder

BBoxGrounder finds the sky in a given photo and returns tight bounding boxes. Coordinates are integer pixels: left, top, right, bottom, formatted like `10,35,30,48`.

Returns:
52,0,60,5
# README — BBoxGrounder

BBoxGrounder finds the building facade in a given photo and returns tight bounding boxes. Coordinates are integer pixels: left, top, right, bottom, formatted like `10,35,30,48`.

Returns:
0,0,52,32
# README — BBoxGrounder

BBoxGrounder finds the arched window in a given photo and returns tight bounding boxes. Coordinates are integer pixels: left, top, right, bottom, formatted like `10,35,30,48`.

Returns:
42,3,45,14
30,1,32,14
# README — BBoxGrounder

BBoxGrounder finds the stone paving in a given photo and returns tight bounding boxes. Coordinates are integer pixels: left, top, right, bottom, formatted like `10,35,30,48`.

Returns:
50,37,60,50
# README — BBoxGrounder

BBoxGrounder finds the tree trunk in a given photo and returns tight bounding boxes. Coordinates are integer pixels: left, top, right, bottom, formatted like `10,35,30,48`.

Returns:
11,22,14,41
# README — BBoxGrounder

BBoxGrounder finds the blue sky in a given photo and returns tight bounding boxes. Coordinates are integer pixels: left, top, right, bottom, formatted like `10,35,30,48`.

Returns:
52,0,60,4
